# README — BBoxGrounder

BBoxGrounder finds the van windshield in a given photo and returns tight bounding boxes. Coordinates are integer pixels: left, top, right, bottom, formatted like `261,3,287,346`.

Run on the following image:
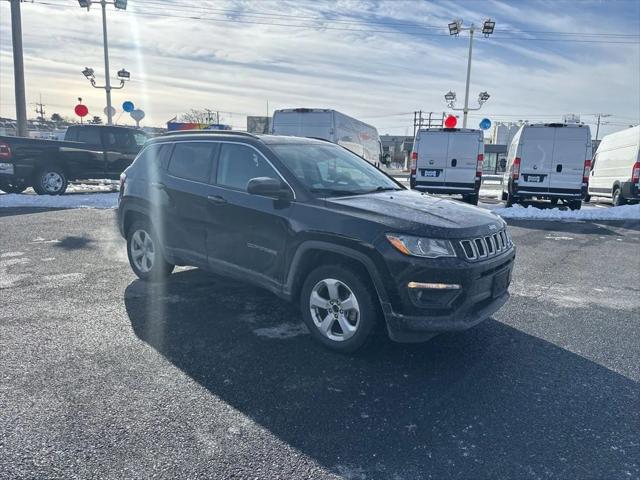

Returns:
270,143,402,197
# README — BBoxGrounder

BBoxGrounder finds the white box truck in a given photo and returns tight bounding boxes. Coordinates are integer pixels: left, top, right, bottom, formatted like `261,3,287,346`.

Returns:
409,128,484,205
587,125,640,205
271,108,383,166
501,123,592,210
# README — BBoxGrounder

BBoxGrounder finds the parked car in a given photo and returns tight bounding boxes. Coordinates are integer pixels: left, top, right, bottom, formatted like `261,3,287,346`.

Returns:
117,131,515,353
501,123,591,209
271,108,384,167
409,128,484,205
0,124,149,195
587,125,640,205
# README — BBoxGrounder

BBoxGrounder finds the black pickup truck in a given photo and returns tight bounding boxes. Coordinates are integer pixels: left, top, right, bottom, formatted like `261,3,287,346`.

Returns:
0,125,150,195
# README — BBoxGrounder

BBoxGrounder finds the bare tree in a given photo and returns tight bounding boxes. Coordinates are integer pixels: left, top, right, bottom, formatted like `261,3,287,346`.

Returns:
181,109,215,124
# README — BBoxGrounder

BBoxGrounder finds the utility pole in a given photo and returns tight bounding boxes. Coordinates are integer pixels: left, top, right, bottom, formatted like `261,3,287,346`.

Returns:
35,94,45,122
100,0,113,125
594,113,611,142
461,24,475,128
10,0,28,137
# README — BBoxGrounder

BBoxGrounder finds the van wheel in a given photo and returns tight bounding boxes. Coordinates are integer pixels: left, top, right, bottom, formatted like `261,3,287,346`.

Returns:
0,178,27,194
550,198,559,207
501,191,507,201
300,265,379,353
505,192,517,207
463,194,479,205
126,219,174,281
568,200,582,211
32,166,68,195
612,187,625,206
583,194,591,203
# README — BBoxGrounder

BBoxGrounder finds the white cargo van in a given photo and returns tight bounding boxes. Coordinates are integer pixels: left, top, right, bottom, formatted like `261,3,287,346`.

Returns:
409,128,484,204
271,108,383,166
587,126,640,205
501,123,591,210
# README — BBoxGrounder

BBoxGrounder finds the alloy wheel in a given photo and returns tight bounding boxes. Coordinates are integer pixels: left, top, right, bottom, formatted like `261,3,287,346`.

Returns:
130,229,156,273
309,278,360,342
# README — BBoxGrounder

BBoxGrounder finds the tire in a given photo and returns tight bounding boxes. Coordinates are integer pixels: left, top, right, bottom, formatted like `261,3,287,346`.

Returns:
0,178,27,194
32,166,68,195
550,198,559,207
612,187,625,206
463,194,479,205
126,219,174,281
505,192,517,207
501,191,507,201
300,264,380,353
583,194,591,203
568,200,582,211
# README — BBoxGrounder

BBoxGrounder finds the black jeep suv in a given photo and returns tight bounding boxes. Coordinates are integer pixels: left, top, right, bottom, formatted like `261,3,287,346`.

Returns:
117,131,515,352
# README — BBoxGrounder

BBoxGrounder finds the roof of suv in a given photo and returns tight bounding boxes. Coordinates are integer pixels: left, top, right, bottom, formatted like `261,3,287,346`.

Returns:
155,130,331,145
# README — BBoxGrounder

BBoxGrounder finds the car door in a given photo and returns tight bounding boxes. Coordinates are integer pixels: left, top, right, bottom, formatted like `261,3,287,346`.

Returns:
549,127,589,193
205,142,294,285
415,132,448,186
63,126,105,178
445,132,480,187
103,128,148,179
161,141,219,266
519,128,552,192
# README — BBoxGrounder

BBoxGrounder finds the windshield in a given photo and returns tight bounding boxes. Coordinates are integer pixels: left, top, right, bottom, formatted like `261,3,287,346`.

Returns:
270,143,402,196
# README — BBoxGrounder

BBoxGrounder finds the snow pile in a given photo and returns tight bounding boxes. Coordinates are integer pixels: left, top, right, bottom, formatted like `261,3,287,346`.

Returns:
0,193,119,209
494,203,640,221
479,188,502,199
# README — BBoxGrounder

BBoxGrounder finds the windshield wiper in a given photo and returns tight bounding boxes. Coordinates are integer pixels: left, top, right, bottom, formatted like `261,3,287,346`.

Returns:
363,186,403,193
310,188,362,197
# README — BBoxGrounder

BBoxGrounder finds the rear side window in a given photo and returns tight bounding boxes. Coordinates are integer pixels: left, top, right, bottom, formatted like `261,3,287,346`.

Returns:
134,144,169,171
167,142,216,183
216,143,278,190
76,127,102,145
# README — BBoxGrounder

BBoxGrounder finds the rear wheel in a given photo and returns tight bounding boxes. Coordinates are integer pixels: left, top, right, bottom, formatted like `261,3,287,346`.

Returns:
463,194,479,205
0,178,27,194
505,192,517,207
612,187,625,206
32,166,67,195
300,265,379,353
550,198,559,207
583,194,591,203
126,219,174,281
568,200,582,211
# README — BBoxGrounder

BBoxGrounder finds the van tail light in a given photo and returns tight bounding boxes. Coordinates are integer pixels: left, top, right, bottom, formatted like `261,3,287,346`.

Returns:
512,157,521,180
410,151,417,175
632,161,640,184
582,159,591,184
476,154,484,178
0,142,11,159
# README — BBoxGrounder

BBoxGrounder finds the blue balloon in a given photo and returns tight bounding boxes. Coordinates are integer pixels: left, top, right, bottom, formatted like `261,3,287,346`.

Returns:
122,101,135,112
479,118,492,130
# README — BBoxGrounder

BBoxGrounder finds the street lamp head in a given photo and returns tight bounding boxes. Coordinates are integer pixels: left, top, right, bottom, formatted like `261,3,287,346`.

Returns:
444,91,457,102
448,20,461,36
478,91,490,104
82,67,95,80
117,69,131,81
482,18,495,36
77,0,91,9
114,0,128,10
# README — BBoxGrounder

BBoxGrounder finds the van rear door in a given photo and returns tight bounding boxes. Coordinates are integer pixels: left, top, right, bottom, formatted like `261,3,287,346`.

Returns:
519,127,553,192
415,131,448,185
445,131,480,187
549,127,590,193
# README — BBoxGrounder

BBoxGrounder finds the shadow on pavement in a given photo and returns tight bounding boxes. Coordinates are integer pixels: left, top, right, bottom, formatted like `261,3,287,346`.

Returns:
124,269,639,479
0,207,68,217
53,235,95,250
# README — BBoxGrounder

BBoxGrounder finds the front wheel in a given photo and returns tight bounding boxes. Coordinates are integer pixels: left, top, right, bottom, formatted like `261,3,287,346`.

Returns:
300,265,379,353
32,166,68,195
126,220,174,281
0,178,27,194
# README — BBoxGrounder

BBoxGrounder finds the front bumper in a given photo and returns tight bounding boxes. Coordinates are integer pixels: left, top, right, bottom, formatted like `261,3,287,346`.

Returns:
379,247,515,342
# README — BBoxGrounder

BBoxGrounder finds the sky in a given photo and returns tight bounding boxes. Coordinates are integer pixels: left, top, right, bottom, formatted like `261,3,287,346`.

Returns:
0,0,639,137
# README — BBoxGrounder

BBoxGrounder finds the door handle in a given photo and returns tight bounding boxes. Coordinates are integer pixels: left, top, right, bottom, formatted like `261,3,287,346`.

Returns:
451,158,457,167
207,195,227,206
151,182,166,190
556,164,563,173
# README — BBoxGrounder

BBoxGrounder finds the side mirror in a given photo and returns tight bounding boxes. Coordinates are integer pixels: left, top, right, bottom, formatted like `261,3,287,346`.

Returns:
247,177,292,199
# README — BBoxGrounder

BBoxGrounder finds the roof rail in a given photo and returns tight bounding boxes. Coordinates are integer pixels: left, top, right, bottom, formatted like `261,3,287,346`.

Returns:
161,130,258,138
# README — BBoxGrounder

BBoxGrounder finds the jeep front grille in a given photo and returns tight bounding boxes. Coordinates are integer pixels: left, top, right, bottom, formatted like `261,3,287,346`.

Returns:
459,230,512,261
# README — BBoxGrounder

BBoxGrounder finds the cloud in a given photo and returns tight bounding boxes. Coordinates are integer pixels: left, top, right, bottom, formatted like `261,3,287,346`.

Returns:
0,0,638,136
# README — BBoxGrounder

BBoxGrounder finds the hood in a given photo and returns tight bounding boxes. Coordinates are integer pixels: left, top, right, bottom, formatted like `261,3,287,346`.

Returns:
325,190,505,238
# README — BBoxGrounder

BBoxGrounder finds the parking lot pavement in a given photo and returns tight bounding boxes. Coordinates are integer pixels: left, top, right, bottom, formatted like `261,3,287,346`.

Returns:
1,209,639,479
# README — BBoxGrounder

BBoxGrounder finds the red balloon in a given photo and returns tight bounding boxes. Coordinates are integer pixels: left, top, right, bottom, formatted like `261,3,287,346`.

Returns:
74,104,89,117
444,115,457,128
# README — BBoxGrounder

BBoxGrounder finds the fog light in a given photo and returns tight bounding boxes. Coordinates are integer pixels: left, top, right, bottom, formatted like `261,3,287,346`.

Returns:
407,282,461,290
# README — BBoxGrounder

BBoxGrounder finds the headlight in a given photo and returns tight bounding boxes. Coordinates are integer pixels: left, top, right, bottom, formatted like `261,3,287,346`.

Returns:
386,234,456,258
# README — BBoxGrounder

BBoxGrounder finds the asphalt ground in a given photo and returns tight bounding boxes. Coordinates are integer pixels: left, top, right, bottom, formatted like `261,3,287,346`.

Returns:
1,208,639,479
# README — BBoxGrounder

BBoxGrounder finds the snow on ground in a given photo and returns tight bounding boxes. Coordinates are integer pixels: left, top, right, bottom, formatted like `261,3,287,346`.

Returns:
494,203,640,221
479,188,502,199
0,193,118,209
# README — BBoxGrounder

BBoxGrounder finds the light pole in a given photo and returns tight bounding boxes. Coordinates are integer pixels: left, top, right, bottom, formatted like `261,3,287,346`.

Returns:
9,0,28,137
78,0,128,125
594,113,611,142
445,19,495,127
